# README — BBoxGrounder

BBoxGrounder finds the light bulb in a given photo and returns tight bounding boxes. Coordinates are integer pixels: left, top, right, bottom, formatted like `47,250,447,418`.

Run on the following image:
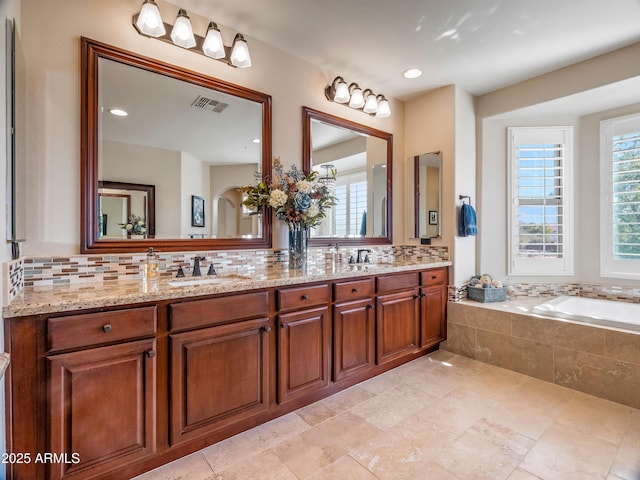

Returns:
230,34,252,68
135,0,165,37
170,9,196,49
202,22,225,59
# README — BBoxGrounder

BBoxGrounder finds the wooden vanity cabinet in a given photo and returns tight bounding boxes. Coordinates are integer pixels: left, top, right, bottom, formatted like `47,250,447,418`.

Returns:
5,265,450,480
46,307,158,480
167,291,272,446
419,268,448,349
276,283,331,405
332,278,375,382
375,272,421,365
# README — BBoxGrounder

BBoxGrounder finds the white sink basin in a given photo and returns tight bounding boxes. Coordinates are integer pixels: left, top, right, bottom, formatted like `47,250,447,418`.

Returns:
167,277,238,287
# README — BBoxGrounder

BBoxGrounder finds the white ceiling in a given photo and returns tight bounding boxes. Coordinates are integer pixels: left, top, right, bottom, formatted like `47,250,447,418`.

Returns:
174,0,640,100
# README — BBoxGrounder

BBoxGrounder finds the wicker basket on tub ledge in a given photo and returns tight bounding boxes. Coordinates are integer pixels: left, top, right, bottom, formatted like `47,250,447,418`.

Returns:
467,286,508,303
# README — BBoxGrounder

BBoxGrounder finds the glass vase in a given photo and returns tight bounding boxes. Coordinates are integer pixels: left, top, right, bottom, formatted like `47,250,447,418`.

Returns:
288,227,308,270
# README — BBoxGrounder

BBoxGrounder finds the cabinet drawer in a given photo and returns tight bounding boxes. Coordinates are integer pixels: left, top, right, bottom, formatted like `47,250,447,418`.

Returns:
277,283,329,311
333,278,374,302
48,306,157,352
376,272,419,293
421,268,448,287
170,291,269,331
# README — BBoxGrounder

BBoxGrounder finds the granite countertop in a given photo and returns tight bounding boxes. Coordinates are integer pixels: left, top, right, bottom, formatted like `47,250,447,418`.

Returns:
4,260,452,318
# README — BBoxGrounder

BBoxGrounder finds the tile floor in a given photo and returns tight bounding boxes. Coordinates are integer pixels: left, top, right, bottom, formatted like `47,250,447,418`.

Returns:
135,350,640,480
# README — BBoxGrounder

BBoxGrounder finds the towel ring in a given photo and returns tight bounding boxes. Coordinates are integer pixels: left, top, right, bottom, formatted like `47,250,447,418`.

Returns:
459,195,471,205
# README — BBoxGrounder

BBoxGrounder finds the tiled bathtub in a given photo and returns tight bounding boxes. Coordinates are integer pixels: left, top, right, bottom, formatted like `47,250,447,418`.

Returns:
441,297,640,410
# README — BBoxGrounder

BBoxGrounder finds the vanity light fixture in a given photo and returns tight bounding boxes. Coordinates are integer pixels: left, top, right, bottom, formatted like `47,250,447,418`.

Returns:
135,0,165,37
170,9,196,49
325,76,391,117
202,22,225,59
230,34,252,68
133,1,252,68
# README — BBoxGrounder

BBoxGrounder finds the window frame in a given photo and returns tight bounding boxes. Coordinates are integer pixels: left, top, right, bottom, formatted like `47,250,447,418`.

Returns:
600,113,640,280
507,126,574,276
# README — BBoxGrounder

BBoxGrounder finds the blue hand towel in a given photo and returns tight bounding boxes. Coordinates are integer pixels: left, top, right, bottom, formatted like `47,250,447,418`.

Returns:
458,203,477,237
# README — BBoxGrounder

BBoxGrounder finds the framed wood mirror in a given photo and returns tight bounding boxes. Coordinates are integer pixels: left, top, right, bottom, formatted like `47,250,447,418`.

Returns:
81,38,272,253
302,107,393,246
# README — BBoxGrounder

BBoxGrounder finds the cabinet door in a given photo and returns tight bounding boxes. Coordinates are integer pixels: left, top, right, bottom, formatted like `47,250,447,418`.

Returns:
170,318,271,445
333,299,375,382
420,286,447,349
47,339,156,480
278,306,330,404
376,289,420,365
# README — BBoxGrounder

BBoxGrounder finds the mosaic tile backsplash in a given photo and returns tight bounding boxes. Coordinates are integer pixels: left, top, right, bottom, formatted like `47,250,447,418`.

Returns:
4,245,450,303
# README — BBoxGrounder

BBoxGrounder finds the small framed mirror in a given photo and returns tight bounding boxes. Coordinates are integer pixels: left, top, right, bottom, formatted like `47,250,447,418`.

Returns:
303,107,393,246
98,181,155,238
414,151,442,239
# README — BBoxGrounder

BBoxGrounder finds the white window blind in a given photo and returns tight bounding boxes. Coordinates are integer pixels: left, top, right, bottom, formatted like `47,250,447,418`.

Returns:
601,114,640,279
333,180,367,236
508,127,574,275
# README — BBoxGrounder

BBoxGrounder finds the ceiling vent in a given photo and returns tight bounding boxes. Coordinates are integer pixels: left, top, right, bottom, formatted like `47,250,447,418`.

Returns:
191,95,229,113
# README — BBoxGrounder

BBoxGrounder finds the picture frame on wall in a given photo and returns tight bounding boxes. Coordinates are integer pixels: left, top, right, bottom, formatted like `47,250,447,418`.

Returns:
191,195,205,227
429,210,438,225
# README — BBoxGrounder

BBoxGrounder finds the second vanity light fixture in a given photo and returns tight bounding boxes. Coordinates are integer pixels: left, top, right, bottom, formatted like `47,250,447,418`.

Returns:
133,0,252,68
325,76,391,118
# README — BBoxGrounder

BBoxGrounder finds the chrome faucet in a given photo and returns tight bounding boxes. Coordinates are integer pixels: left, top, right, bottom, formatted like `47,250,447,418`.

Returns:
356,249,371,263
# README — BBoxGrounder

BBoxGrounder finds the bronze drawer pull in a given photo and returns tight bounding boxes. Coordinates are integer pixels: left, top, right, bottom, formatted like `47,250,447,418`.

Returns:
366,304,374,310
432,275,438,280
147,350,156,358
102,324,112,333
262,326,272,333
280,322,287,329
301,295,310,300
352,288,359,293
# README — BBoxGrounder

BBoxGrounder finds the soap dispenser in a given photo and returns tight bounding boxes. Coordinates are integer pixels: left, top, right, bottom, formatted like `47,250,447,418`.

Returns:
144,247,159,282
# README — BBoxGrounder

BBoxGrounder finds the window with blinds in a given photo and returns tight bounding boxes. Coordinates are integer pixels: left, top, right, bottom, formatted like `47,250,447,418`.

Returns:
333,181,368,236
601,114,640,279
508,127,574,275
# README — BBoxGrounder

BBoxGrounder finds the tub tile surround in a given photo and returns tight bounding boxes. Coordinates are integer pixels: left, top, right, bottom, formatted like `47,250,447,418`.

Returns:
443,298,640,410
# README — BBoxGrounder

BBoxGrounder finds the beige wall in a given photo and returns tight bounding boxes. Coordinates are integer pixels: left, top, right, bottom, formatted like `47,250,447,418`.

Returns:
476,42,640,286
19,0,403,254
404,85,477,285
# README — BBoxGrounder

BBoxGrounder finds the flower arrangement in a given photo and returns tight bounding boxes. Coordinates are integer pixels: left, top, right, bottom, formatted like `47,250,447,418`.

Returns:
241,159,336,231
121,215,147,235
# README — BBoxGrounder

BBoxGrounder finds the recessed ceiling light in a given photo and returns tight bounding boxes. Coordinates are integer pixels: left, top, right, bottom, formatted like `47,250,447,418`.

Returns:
108,108,128,117
402,68,422,79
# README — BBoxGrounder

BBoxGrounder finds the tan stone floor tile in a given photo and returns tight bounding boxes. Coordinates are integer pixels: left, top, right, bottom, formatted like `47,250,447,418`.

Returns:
434,418,534,480
507,469,543,480
350,382,438,430
201,412,310,471
461,363,529,401
351,414,458,480
416,386,499,434
133,452,214,480
296,385,375,426
212,450,297,480
357,368,403,394
308,455,379,480
520,422,618,479
609,413,640,480
273,411,380,479
553,391,635,445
